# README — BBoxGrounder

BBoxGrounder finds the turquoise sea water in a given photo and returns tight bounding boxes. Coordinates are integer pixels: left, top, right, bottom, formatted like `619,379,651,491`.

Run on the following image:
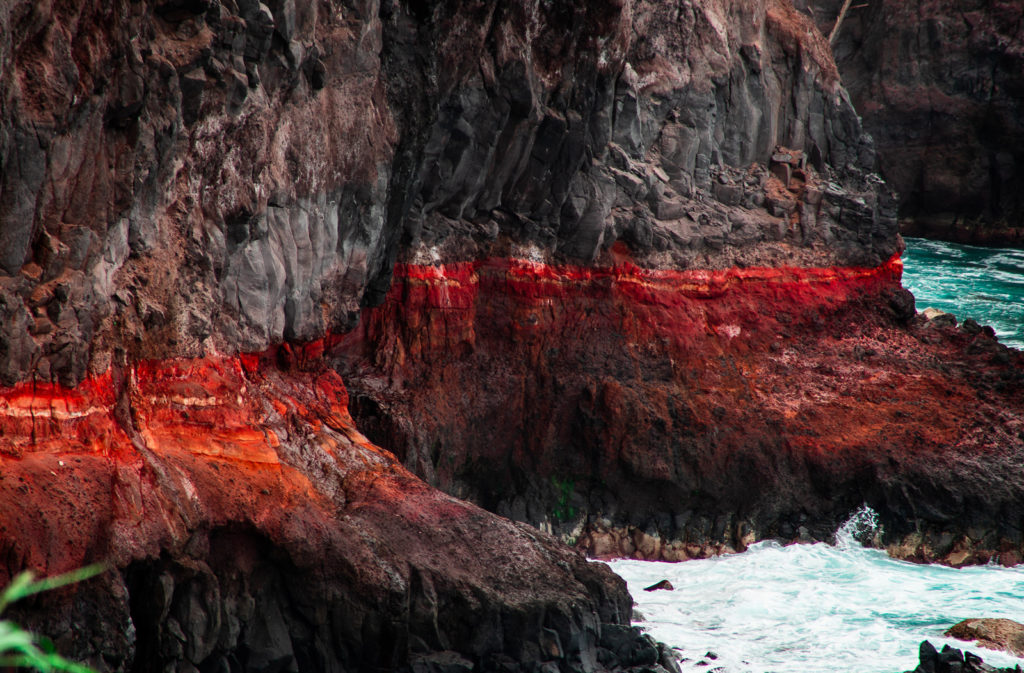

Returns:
902,237,1024,349
609,509,1024,673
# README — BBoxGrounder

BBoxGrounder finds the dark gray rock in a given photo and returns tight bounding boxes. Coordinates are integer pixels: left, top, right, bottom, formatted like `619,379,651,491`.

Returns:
802,0,1024,247
910,641,1019,673
0,0,899,388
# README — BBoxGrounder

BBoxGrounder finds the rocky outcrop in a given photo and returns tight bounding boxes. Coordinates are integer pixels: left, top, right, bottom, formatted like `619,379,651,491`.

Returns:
946,619,1024,659
387,0,896,270
0,0,400,388
0,0,908,668
337,249,1024,565
0,348,660,673
0,0,899,388
799,0,1024,245
907,641,1022,673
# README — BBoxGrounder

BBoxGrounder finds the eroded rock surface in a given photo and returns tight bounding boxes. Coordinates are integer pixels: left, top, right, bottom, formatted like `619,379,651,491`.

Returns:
0,0,899,388
388,0,896,271
0,350,649,673
0,0,398,387
337,252,1024,565
800,0,1024,245
946,619,1024,659
0,0,1022,670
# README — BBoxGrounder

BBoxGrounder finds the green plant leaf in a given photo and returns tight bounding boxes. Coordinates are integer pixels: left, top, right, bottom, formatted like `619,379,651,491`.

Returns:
0,565,106,673
0,572,39,614
21,564,108,598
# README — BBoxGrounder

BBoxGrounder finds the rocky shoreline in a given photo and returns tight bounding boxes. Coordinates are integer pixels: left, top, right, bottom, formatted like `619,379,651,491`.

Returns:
1,0,1023,670
340,251,1023,566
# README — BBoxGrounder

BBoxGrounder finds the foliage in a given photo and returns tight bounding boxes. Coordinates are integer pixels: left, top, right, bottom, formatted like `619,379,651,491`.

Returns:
0,565,105,673
551,476,577,522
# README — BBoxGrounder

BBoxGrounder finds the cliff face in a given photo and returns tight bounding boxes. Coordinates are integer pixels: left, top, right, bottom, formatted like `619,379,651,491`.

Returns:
0,0,898,389
799,0,1024,245
384,0,896,270
338,254,1024,564
0,0,402,388
0,0,1022,670
0,349,648,672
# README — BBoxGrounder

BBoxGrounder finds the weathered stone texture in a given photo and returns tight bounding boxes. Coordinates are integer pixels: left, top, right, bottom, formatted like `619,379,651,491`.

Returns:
801,0,1024,244
391,0,897,269
0,0,900,387
0,0,397,385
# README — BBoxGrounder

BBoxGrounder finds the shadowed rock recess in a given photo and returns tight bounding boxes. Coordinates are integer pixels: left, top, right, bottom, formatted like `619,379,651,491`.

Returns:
0,0,1022,671
799,0,1024,245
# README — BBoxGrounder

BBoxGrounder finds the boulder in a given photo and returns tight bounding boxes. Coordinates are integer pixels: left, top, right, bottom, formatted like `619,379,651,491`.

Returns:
946,619,1024,658
922,307,958,327
910,640,1018,673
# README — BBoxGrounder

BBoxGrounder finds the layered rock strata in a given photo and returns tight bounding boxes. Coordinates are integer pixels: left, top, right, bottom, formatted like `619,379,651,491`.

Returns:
0,349,664,673
0,0,899,388
0,0,1021,669
0,0,903,668
800,0,1024,245
337,250,1024,565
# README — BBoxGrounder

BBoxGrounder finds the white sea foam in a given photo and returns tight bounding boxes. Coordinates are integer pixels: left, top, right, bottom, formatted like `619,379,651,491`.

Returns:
608,507,1024,673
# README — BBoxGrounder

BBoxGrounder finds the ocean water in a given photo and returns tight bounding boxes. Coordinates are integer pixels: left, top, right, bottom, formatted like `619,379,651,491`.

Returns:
608,509,1024,673
902,237,1024,349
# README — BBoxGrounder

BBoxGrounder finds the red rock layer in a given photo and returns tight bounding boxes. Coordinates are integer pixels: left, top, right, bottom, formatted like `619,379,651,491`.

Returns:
343,253,904,373
0,348,636,671
0,350,375,575
337,253,1024,566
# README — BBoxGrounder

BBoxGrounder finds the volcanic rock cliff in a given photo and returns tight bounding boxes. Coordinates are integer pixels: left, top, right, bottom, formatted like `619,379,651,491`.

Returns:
799,0,1024,245
1,0,1023,671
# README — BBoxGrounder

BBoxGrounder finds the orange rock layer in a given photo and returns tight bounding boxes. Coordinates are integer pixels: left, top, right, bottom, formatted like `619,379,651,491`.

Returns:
3,252,1021,575
0,346,402,578
0,337,641,672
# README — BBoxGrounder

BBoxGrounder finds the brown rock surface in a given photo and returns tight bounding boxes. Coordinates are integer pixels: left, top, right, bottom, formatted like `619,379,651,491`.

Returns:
946,619,1024,658
338,251,1024,566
